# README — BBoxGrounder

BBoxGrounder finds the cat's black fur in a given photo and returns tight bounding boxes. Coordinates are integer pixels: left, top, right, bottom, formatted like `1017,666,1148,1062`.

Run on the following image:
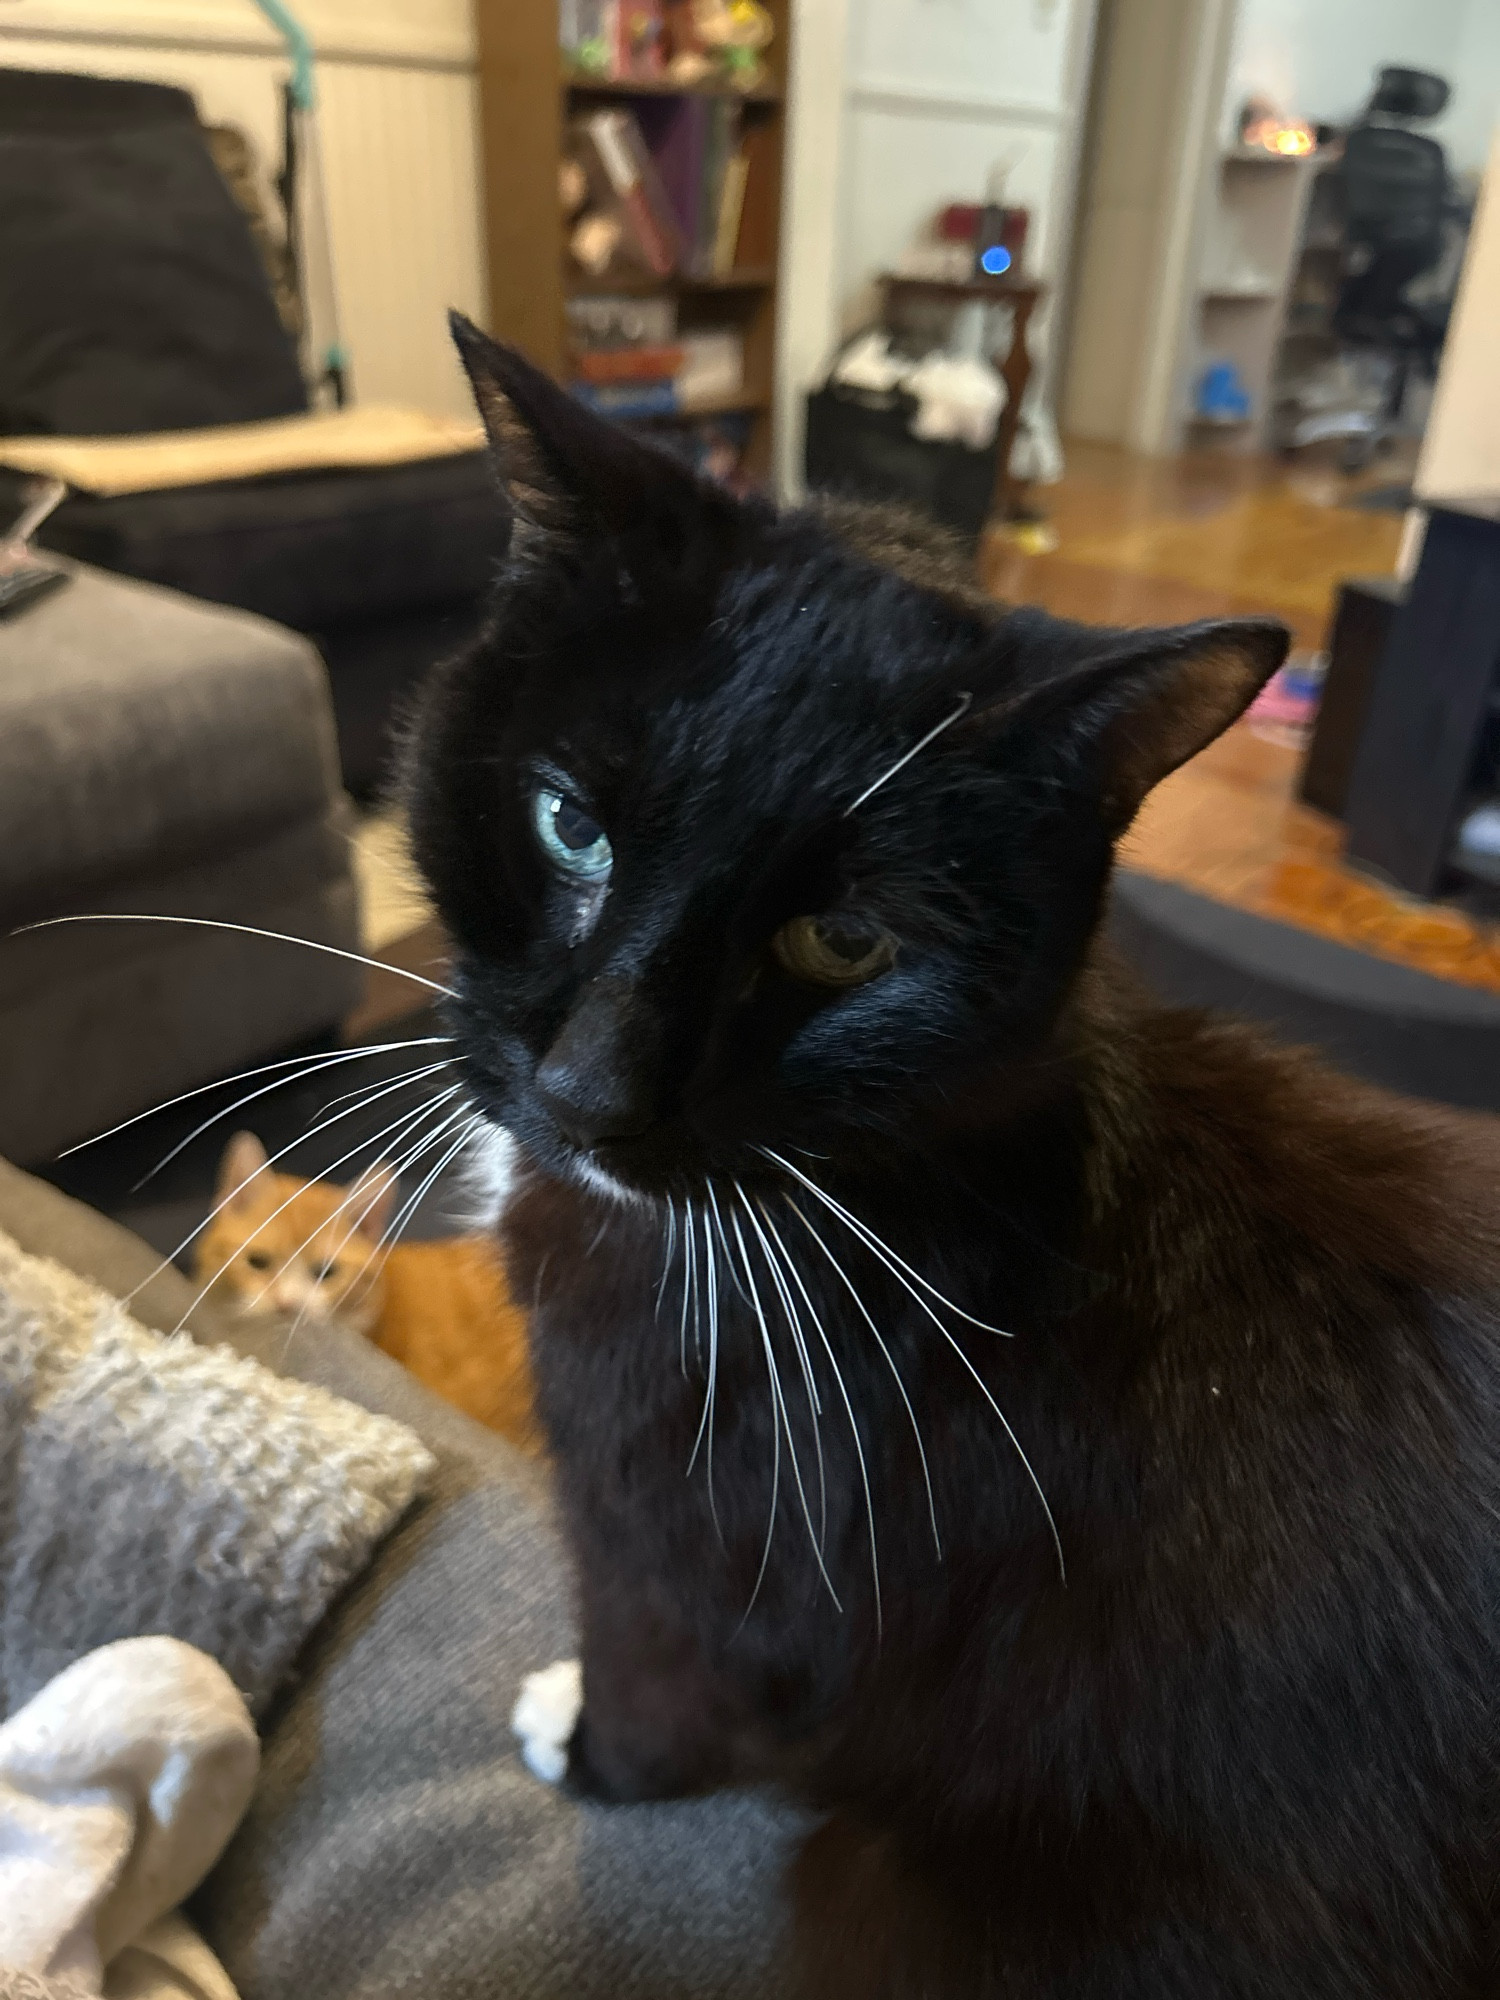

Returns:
406,319,1498,1999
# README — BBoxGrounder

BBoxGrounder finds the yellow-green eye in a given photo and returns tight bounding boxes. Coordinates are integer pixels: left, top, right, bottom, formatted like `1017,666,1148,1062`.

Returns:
772,914,897,988
532,785,613,883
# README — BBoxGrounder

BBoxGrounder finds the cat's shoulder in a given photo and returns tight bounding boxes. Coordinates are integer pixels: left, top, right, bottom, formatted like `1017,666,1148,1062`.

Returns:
1103,1001,1500,1301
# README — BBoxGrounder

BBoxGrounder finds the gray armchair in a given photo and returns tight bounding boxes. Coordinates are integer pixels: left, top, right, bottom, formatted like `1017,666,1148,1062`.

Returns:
0,560,361,1165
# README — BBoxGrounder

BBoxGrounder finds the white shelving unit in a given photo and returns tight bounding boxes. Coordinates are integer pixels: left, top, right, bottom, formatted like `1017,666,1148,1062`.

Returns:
1186,148,1317,449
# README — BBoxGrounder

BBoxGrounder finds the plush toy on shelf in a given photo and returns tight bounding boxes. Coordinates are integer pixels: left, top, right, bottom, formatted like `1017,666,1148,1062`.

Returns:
665,0,774,91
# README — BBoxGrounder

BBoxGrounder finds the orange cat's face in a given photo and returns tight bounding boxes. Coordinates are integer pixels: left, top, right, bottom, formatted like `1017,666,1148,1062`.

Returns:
195,1131,397,1334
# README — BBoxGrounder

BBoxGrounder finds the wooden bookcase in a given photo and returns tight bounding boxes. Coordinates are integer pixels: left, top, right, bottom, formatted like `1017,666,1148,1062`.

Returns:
473,0,789,484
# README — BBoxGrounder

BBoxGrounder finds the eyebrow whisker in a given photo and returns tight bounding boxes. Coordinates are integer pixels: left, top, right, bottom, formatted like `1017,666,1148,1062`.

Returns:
843,690,973,818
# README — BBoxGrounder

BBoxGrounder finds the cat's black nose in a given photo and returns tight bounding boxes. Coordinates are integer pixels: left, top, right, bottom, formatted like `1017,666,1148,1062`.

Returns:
535,976,658,1148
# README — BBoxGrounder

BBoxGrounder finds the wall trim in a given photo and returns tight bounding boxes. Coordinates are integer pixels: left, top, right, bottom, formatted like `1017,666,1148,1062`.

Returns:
0,2,473,69
849,78,1071,129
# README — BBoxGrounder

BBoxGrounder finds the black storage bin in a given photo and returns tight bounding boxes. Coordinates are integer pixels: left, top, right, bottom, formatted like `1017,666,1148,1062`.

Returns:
804,381,998,548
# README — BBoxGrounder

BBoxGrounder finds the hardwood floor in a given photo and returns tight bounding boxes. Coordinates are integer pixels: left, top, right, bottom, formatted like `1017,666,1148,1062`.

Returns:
983,442,1500,997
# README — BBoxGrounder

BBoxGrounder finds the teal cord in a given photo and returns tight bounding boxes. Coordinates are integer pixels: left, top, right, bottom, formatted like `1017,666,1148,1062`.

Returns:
252,0,315,108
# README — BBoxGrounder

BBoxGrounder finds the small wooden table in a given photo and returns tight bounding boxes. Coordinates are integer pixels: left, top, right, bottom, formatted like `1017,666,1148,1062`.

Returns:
879,271,1045,523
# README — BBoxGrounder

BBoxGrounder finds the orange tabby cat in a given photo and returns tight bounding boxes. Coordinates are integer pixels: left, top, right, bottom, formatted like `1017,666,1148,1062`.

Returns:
195,1130,540,1452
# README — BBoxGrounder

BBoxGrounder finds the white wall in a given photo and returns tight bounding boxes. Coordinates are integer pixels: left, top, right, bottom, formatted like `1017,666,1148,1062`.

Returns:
0,0,487,418
834,0,1099,339
1416,127,1500,504
1225,0,1500,175
1441,0,1500,176
776,0,853,495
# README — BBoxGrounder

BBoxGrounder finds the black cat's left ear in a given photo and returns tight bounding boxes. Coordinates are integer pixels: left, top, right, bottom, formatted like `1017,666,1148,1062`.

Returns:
449,312,741,590
986,609,1290,831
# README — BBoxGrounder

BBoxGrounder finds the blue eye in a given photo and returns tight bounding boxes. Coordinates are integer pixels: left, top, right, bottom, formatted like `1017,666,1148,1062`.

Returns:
532,785,613,883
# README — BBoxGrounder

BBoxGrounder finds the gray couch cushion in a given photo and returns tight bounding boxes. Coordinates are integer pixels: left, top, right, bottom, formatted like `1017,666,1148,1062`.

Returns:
0,866,359,1165
0,1157,800,1998
0,561,342,924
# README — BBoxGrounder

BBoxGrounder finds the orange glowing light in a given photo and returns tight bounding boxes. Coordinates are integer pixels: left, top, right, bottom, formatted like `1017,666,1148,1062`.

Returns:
1243,115,1315,157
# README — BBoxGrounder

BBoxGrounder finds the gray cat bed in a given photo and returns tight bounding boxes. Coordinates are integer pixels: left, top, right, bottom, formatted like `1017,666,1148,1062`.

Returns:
1108,869,1500,1113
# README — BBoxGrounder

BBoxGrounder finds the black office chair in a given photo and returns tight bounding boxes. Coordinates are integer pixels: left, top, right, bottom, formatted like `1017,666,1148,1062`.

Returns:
1293,68,1458,472
1333,125,1451,457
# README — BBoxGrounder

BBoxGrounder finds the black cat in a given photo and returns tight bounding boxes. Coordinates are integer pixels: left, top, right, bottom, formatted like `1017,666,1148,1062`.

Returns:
406,318,1498,2000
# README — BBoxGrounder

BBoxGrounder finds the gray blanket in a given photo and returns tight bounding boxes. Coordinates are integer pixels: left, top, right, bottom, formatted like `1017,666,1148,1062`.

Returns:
0,1226,432,1719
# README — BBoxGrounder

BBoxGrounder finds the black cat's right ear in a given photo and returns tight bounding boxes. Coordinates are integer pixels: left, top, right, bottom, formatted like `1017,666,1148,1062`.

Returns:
449,312,742,590
977,608,1289,832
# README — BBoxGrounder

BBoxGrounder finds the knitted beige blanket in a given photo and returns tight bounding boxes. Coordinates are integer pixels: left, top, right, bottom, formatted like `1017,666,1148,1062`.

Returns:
0,1229,434,1720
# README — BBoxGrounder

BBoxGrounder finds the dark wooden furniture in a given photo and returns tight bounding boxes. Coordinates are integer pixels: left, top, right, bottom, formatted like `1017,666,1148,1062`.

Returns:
879,271,1045,522
473,1,789,484
1299,574,1405,819
1344,504,1500,896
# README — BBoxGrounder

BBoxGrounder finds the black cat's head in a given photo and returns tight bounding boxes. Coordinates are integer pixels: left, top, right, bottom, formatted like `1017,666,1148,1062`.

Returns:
405,320,1287,1205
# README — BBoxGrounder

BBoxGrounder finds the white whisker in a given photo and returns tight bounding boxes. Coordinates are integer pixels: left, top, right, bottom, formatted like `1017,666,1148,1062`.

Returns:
678,1199,697,1378
334,1109,480,1310
55,1036,452,1159
686,1190,724,1545
732,1204,839,1614
133,1062,453,1299
740,1191,831,1568
254,1085,466,1315
278,1105,475,1362
137,1051,456,1190
232,1086,469,1326
764,1158,1062,1583
272,1106,456,1345
656,1197,678,1321
728,1205,788,1627
15,912,457,998
157,1070,469,1328
842,689,973,818
759,1148,1012,1336
754,1195,882,1628
709,1188,752,1307
778,1194,941,1561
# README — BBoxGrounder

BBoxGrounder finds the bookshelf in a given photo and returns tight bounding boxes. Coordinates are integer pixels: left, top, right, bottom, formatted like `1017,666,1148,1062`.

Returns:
474,1,789,485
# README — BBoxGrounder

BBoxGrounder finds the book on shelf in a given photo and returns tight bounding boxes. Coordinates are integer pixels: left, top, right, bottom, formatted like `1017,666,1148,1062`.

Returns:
677,329,743,405
566,294,678,348
696,99,740,277
633,95,709,260
573,380,681,418
711,151,749,276
632,97,746,278
569,330,745,418
575,110,682,277
573,341,686,384
561,1,665,82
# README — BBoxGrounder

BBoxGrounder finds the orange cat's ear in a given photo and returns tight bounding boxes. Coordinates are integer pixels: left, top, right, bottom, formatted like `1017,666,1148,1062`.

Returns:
348,1162,399,1243
217,1130,269,1213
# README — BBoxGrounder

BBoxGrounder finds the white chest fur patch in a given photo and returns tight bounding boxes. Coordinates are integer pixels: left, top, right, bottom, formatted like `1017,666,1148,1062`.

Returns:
460,1121,518,1229
511,1657,582,1785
